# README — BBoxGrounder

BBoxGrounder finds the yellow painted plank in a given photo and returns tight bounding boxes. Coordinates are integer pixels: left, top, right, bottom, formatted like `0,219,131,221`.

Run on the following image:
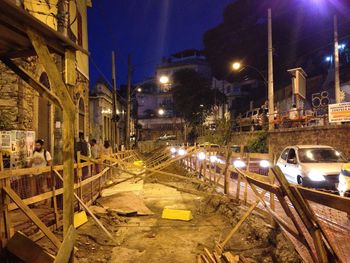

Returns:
161,208,193,221
73,211,88,228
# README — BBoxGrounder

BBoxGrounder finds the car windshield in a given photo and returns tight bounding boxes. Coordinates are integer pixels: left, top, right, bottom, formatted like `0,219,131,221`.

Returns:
298,148,347,163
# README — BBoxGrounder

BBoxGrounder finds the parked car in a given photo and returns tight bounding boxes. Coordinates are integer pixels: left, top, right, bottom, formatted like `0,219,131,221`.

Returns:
158,134,176,141
237,108,267,130
198,142,220,148
276,145,347,189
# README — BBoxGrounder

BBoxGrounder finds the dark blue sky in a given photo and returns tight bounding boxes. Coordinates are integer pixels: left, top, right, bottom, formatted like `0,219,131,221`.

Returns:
87,0,234,87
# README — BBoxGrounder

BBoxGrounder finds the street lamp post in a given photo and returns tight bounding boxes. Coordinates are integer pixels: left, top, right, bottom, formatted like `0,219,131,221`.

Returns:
232,8,274,131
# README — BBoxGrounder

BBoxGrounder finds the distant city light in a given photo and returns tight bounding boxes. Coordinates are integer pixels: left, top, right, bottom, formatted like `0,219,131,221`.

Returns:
339,43,346,50
325,56,332,62
200,104,204,107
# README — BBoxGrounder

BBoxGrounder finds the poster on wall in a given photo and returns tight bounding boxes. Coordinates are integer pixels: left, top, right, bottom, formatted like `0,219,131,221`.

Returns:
0,131,11,149
328,102,350,123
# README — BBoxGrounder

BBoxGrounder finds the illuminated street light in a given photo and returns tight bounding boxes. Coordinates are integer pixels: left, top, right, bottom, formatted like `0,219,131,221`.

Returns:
137,87,142,92
232,62,241,71
197,152,206,161
158,108,165,116
159,75,169,84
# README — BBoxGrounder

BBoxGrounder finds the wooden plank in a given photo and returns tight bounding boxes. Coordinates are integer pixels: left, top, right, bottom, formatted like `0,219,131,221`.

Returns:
54,225,76,263
220,198,262,248
213,252,222,263
204,247,216,263
6,231,55,263
272,167,328,263
54,171,114,241
295,185,350,214
222,252,239,263
3,186,61,249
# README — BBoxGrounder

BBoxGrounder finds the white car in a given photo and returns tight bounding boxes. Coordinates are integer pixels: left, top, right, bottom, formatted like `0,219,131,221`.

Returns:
276,145,347,189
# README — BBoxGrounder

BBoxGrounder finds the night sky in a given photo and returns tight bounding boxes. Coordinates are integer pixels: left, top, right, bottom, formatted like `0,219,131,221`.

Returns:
87,0,234,88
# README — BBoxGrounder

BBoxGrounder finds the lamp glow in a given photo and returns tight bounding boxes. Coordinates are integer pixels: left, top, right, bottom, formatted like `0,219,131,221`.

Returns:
158,109,165,115
159,75,169,84
232,62,241,71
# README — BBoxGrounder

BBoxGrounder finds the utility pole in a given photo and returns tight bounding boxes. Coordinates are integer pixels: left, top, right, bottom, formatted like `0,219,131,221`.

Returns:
126,55,132,149
267,8,274,131
111,51,119,151
334,15,341,103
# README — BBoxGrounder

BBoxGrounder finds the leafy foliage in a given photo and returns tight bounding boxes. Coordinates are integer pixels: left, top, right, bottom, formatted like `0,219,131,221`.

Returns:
247,132,268,153
203,118,231,145
172,69,225,126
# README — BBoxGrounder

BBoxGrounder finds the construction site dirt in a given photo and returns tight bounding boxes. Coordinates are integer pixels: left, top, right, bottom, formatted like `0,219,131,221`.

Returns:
25,164,301,263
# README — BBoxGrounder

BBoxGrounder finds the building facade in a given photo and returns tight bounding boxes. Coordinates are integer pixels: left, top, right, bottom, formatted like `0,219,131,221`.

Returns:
136,49,211,140
0,0,92,164
89,80,136,150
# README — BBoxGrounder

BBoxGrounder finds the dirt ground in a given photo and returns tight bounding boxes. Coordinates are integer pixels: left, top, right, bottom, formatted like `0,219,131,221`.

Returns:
3,164,300,263
70,164,300,263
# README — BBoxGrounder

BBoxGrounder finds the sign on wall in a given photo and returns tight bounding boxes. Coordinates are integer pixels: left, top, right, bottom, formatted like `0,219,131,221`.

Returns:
328,102,350,123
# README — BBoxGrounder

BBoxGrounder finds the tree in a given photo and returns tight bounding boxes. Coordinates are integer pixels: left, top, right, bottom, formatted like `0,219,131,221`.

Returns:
172,69,224,126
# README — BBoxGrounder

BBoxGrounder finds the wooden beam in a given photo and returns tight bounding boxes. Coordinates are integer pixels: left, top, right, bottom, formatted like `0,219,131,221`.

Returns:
295,185,350,214
54,225,76,263
6,231,55,263
3,186,61,249
0,57,63,109
26,28,75,245
26,29,75,116
220,195,263,249
54,170,114,241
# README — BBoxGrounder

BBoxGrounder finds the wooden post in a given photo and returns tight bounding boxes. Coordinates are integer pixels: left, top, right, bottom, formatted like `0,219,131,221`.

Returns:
0,154,11,247
51,167,59,229
223,150,233,195
236,174,241,200
77,151,83,207
26,30,76,260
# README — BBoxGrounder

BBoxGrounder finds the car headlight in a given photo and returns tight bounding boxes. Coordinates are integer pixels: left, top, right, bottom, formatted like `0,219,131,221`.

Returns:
197,152,206,161
209,155,217,163
259,160,270,168
308,170,326,181
170,147,177,154
233,159,246,168
178,149,186,156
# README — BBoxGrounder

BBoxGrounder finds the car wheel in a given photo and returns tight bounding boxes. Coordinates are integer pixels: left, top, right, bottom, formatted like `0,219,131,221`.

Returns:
297,175,303,185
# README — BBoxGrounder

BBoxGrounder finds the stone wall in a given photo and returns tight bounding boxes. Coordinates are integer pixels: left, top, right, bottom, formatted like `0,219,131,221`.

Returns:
229,124,350,159
0,59,37,131
268,124,350,159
